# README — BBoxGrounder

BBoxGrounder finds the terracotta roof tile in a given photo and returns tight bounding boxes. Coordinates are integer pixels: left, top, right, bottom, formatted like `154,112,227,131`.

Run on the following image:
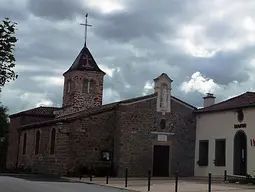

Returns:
196,91,255,113
9,106,60,118
20,93,197,129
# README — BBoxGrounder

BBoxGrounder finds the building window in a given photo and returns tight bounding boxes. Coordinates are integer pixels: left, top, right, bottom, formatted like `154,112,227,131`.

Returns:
89,80,96,93
67,80,71,93
82,79,89,93
22,132,27,155
160,119,166,129
83,79,96,93
198,140,209,166
50,128,56,154
35,130,40,155
215,139,226,166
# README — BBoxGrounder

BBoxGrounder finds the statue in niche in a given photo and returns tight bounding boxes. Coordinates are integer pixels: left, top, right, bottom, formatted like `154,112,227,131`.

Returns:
160,84,168,108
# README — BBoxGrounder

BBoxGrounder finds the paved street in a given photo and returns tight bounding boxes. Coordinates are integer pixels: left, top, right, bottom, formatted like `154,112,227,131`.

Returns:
0,175,128,192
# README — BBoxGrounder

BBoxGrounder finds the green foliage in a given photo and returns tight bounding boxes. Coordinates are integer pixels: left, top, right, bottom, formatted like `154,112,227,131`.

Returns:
0,104,9,172
0,17,18,90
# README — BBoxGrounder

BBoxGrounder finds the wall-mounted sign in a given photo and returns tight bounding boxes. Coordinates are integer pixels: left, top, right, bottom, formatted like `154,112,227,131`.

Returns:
234,123,246,129
250,139,255,147
158,134,167,142
101,151,111,161
237,109,244,122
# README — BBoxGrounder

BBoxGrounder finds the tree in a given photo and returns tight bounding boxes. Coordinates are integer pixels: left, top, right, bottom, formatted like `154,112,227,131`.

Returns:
0,17,18,90
0,104,9,172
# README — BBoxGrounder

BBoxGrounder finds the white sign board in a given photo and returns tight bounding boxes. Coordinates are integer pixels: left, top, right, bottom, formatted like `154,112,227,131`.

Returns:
157,134,167,142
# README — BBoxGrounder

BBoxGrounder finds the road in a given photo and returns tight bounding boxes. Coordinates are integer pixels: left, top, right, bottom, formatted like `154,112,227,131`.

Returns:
0,175,127,192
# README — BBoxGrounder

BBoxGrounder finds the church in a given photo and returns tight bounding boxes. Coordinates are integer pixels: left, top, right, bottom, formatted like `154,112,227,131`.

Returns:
6,42,197,177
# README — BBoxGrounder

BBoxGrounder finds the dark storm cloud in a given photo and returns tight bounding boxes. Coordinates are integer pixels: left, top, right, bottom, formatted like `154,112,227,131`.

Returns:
94,0,200,43
2,0,255,113
27,0,85,20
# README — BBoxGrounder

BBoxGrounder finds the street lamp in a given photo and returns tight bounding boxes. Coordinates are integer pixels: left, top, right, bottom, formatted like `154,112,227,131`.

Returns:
0,137,4,143
56,122,69,136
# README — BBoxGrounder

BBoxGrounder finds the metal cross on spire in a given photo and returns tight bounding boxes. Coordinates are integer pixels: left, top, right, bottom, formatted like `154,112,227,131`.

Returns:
80,13,92,47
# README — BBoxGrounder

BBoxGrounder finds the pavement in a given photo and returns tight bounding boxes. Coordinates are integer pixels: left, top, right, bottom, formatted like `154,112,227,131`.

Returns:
68,176,255,192
2,174,255,192
0,174,128,192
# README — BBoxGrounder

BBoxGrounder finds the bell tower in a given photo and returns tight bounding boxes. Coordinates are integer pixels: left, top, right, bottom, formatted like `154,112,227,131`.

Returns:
62,47,105,110
62,13,105,111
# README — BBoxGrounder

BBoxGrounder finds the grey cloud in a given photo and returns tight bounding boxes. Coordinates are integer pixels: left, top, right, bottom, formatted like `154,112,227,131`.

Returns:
0,3,29,21
2,0,255,114
27,0,85,21
94,0,202,43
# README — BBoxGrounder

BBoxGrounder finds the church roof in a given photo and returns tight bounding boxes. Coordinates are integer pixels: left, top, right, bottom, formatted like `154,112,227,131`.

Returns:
63,46,105,75
196,91,255,113
9,106,60,118
19,93,197,129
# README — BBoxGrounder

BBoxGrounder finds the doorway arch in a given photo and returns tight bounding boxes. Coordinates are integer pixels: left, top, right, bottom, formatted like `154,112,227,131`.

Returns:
233,130,247,176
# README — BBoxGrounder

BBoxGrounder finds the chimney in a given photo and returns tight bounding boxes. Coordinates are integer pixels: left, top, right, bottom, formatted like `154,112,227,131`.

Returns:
203,93,215,107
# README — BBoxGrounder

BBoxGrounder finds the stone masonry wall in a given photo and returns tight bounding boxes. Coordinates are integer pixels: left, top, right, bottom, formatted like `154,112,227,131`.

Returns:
67,109,117,174
62,71,104,114
18,125,69,175
6,115,56,170
115,97,196,177
6,116,21,169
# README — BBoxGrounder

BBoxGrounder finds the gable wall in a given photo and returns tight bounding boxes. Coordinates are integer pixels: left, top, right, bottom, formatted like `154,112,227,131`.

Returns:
115,97,196,177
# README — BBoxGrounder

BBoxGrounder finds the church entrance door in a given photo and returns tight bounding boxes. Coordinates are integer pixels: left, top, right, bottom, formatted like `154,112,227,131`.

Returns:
233,131,247,176
153,145,169,177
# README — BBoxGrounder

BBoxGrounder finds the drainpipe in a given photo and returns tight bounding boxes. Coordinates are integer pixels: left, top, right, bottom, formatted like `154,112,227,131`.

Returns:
15,130,21,173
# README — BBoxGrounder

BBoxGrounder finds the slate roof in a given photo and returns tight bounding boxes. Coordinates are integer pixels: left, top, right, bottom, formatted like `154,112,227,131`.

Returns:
63,47,105,75
19,93,197,129
9,106,60,118
196,91,255,113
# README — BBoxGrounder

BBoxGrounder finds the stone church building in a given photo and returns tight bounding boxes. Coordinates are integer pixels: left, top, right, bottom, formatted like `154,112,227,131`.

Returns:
6,45,197,177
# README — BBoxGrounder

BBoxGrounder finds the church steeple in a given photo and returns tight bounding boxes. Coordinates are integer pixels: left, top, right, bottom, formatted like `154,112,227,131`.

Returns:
63,47,105,75
63,13,105,75
62,14,105,111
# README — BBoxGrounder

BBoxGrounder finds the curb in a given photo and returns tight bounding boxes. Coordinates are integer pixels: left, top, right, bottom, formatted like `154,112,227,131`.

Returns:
62,177,140,192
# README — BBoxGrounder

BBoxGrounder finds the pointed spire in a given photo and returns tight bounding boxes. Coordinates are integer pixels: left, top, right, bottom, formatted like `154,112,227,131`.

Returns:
63,47,105,75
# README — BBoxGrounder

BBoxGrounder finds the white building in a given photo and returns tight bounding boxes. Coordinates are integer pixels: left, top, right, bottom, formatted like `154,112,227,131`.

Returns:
194,92,255,177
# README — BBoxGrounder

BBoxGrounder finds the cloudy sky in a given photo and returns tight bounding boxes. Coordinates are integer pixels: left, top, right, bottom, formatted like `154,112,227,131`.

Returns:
1,0,255,114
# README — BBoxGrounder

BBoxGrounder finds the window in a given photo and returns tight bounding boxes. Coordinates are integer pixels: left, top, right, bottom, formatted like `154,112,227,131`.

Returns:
160,119,166,129
83,79,96,93
35,130,40,155
67,80,71,93
89,80,96,93
198,140,209,166
50,128,56,154
22,132,27,155
215,139,226,166
82,79,89,93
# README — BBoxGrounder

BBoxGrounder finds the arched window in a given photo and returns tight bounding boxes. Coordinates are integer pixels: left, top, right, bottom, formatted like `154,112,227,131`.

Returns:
22,132,27,155
50,128,56,154
35,130,40,155
160,119,166,129
89,80,96,93
83,79,89,93
67,80,71,93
